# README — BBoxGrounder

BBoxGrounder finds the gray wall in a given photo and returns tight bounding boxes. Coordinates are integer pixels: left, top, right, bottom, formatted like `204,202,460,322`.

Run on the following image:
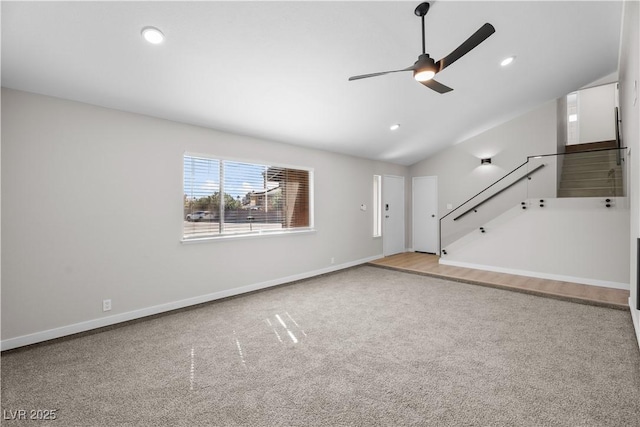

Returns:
618,0,640,346
1,88,408,346
441,197,630,288
577,83,617,144
408,101,558,248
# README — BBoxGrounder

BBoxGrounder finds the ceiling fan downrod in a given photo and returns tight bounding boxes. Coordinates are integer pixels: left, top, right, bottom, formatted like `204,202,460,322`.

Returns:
414,2,430,55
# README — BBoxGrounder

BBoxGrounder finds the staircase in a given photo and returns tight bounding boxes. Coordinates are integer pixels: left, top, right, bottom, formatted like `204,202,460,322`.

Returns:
558,141,623,197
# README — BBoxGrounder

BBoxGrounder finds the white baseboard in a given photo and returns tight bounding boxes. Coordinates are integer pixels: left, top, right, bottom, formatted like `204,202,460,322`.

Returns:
439,259,629,290
1,255,382,351
630,299,640,352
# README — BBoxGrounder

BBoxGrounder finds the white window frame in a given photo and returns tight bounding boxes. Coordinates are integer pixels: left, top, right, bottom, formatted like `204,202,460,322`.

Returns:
373,175,382,238
182,152,314,243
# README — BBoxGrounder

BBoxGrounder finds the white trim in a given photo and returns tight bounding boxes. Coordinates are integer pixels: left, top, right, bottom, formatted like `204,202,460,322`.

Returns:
181,228,316,244
1,255,382,351
631,299,640,352
439,259,629,290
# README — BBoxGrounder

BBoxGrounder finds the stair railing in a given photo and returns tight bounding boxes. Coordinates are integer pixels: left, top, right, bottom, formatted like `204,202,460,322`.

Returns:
439,156,546,254
439,147,627,255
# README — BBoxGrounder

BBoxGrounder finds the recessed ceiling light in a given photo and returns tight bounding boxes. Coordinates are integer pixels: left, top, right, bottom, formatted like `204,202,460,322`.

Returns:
390,124,401,131
500,56,515,67
141,26,164,44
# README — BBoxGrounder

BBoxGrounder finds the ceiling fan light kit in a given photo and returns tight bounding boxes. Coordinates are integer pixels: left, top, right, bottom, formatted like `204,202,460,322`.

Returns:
414,70,435,82
349,2,495,94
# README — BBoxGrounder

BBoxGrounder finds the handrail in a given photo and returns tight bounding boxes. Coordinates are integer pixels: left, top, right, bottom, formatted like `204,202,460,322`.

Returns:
453,164,545,221
440,160,529,221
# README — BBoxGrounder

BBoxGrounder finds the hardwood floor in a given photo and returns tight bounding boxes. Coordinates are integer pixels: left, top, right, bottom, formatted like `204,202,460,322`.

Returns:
369,252,630,310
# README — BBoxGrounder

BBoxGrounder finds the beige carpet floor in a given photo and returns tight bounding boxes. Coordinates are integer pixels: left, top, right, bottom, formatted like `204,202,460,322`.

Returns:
2,266,639,426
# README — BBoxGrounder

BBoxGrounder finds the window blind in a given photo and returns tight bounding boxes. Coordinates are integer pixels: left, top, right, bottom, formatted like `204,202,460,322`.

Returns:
183,154,311,240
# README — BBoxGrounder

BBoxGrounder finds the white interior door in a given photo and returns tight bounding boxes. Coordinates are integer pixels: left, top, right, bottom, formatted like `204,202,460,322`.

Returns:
383,175,405,256
412,176,438,254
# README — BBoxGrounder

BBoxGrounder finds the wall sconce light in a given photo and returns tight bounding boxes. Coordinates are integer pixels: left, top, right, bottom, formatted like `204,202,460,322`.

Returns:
481,158,492,165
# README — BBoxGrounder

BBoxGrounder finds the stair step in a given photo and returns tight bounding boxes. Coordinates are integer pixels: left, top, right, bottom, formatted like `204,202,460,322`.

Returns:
562,169,622,180
562,153,618,165
560,178,623,189
562,163,621,173
564,148,618,158
558,187,624,197
564,141,617,153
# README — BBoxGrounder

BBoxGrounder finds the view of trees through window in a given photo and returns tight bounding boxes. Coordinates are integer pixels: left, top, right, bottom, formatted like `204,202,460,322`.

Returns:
183,155,311,239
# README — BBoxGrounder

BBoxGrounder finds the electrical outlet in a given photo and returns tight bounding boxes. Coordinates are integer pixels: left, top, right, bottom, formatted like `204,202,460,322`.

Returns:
330,257,335,265
102,299,112,312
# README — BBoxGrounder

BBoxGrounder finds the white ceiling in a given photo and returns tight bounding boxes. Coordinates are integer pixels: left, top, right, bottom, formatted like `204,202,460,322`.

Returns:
1,1,623,165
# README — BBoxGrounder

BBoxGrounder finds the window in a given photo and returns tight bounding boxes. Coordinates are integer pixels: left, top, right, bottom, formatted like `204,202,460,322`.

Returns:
373,175,382,237
183,154,312,240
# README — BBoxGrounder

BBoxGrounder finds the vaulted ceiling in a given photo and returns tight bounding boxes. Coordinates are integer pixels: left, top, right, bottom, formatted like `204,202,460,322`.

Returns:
1,1,623,165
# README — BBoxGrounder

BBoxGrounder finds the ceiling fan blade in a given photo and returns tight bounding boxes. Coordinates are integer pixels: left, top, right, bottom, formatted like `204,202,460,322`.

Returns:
436,23,495,72
348,66,414,81
420,79,453,94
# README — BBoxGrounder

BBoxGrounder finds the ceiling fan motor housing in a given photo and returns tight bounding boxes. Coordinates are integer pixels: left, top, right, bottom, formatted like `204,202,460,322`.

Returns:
413,54,437,81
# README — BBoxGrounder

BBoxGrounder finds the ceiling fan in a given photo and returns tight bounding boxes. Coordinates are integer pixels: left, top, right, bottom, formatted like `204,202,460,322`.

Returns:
348,2,495,94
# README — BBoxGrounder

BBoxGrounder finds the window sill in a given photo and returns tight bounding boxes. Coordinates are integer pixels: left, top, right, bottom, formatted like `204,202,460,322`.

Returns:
181,228,316,244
